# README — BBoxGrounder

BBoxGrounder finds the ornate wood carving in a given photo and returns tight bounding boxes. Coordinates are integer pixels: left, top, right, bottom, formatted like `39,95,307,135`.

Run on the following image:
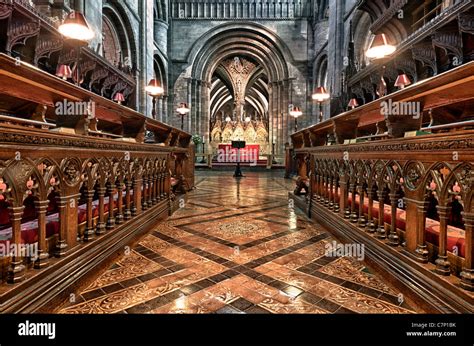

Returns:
112,80,128,95
6,19,40,53
458,11,474,34
360,77,375,99
58,48,76,66
100,74,120,95
412,42,438,75
0,1,14,20
34,37,63,65
432,29,463,62
395,56,418,82
80,60,97,77
89,68,108,89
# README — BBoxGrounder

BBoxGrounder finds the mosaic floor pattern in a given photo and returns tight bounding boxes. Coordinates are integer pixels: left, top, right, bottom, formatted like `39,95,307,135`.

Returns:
58,171,419,314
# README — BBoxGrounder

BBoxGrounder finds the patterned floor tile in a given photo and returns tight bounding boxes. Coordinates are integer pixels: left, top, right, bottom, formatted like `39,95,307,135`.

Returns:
58,172,420,314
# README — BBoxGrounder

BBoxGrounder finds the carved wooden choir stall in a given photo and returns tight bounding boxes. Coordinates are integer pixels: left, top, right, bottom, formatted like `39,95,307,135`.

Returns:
0,1,194,312
288,60,474,313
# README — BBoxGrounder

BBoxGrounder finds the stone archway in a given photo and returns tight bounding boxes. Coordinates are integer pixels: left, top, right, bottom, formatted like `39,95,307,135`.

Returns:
173,22,297,158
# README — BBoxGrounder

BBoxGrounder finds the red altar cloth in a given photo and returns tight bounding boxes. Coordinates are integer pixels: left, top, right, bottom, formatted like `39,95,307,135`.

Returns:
217,144,259,163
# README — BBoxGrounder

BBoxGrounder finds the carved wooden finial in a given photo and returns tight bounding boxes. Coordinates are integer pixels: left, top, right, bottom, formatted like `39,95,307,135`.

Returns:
31,104,47,123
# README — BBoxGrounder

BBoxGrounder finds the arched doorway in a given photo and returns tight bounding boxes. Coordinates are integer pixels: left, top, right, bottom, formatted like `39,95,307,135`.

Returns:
173,22,297,160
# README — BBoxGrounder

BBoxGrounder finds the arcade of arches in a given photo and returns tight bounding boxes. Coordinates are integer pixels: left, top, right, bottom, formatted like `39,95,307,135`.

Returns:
0,0,473,316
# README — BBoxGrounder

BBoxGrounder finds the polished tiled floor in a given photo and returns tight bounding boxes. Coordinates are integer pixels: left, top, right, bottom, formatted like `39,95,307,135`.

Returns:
58,172,418,314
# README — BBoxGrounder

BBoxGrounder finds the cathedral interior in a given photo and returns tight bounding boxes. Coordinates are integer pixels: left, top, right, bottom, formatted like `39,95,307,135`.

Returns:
0,0,473,343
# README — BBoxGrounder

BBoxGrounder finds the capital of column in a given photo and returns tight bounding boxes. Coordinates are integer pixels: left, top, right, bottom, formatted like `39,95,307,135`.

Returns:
461,211,474,226
436,205,451,219
34,200,49,213
55,194,81,206
389,193,399,202
96,187,107,195
8,206,25,220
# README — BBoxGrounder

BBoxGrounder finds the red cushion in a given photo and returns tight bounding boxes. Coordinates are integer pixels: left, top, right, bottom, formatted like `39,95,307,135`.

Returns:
330,189,465,257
